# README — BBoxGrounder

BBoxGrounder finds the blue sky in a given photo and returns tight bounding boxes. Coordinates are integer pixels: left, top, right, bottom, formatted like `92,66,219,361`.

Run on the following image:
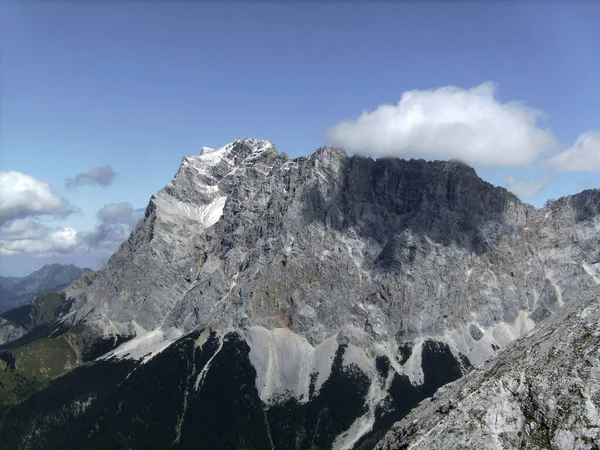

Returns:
0,2,598,276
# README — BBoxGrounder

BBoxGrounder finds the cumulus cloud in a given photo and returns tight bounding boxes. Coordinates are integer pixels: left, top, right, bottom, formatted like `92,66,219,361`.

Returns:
96,202,144,226
549,130,600,172
505,174,553,199
0,202,142,258
0,171,72,224
0,219,48,241
0,219,81,257
80,223,128,250
80,202,143,250
325,82,559,166
65,165,117,188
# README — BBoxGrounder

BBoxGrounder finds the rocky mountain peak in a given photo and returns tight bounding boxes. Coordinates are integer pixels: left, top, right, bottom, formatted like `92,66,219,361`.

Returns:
204,137,278,163
65,138,599,346
1,138,599,449
313,145,348,162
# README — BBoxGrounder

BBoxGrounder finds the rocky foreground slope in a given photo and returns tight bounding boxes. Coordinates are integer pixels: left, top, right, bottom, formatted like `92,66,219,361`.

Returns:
376,290,600,450
0,138,599,448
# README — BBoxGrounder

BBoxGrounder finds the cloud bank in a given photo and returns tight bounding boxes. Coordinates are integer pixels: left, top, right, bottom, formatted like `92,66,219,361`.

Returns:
0,200,142,259
65,165,117,188
504,174,553,198
0,219,80,257
81,203,144,250
96,203,144,227
550,131,600,172
325,82,559,166
0,171,72,225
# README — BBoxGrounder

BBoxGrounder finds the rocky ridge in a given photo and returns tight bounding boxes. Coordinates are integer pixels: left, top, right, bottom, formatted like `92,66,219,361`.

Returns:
375,289,600,450
66,138,600,443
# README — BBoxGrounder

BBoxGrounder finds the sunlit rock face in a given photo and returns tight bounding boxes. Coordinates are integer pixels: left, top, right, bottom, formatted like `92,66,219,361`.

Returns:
376,291,600,450
2,138,599,449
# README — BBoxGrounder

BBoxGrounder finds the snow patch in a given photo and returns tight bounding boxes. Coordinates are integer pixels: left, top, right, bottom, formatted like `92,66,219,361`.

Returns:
155,193,227,229
101,324,183,363
198,145,228,165
175,196,227,228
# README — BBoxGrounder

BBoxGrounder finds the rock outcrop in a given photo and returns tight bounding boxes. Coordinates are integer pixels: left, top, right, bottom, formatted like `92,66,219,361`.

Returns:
375,290,600,450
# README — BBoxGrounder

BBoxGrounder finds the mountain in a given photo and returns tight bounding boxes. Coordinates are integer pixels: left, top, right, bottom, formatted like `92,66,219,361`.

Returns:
0,264,92,314
0,270,96,346
0,138,598,449
375,289,600,450
0,286,17,312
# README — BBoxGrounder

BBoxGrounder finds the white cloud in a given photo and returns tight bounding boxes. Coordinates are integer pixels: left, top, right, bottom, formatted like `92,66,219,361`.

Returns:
50,227,79,250
505,174,553,199
0,219,81,257
325,82,559,166
0,219,48,241
0,200,142,260
549,130,600,172
0,171,71,224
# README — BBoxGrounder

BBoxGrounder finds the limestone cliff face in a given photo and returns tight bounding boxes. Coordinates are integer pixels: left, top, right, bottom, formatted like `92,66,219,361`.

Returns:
3,138,598,449
66,139,598,352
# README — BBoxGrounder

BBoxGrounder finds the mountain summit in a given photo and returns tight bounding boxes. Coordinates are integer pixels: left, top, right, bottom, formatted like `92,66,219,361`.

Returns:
1,139,599,449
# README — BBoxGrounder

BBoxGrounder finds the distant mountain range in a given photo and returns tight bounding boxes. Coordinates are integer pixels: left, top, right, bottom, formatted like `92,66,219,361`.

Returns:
0,264,91,314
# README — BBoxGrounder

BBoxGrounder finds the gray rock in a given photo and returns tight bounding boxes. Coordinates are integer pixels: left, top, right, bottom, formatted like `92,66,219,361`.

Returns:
63,139,599,352
375,290,600,450
0,317,26,345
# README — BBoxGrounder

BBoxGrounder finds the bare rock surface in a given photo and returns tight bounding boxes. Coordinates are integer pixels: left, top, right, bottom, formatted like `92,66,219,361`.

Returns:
375,291,600,450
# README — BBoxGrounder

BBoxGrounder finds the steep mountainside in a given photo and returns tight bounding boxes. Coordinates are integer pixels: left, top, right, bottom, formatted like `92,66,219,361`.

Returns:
0,139,598,449
0,286,17,313
0,264,91,314
375,290,600,450
0,292,75,347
